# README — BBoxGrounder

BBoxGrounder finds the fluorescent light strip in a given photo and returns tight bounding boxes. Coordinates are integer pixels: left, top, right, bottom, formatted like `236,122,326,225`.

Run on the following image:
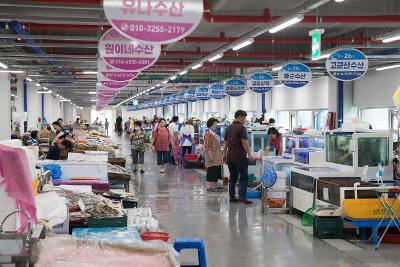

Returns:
0,61,8,69
37,90,52,94
91,99,97,102
162,80,168,84
312,53,331,61
382,35,400,43
82,71,98,74
60,99,71,102
170,75,177,80
272,66,282,71
88,91,96,94
35,83,41,87
0,70,23,73
179,70,188,75
232,38,254,51
376,64,400,71
191,63,203,70
156,84,161,87
209,54,223,62
42,86,48,90
26,78,33,82
274,84,284,88
269,15,304,34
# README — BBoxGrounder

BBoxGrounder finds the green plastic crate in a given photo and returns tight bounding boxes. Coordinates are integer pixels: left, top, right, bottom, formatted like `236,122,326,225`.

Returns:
313,216,343,239
87,216,127,228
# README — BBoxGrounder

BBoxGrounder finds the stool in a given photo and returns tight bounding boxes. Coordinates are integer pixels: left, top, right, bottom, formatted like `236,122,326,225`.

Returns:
174,237,207,267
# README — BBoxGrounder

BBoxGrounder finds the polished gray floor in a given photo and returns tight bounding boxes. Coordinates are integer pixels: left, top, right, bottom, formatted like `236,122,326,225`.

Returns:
114,134,398,267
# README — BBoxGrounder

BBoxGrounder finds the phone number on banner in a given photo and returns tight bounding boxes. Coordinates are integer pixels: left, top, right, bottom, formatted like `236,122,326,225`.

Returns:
121,23,186,34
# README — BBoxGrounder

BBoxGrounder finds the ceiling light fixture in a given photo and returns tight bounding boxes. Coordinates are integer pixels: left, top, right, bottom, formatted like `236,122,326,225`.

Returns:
191,63,203,70
209,54,223,62
376,64,400,71
0,70,23,73
269,15,304,34
232,38,254,51
35,83,41,87
334,0,345,2
0,61,8,69
274,84,285,88
37,90,52,94
179,70,188,75
156,84,161,87
382,34,400,43
162,80,168,84
312,53,331,61
151,86,155,89
82,71,98,74
60,99,71,102
91,99,97,102
272,66,282,71
170,76,177,80
89,92,96,94
42,86,48,90
26,78,33,82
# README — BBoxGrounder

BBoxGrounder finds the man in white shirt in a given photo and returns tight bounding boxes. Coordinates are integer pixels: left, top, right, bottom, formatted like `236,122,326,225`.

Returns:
168,116,179,164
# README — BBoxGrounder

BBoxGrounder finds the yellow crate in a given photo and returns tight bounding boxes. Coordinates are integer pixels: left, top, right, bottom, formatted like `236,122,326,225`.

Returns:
343,198,400,219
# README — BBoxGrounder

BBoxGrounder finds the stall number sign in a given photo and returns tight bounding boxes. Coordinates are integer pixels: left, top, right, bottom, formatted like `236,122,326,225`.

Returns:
98,58,140,82
165,96,172,105
278,63,312,88
177,92,186,103
99,29,161,71
209,83,226,99
104,0,203,44
225,79,246,97
184,89,197,102
195,87,211,101
170,94,179,104
326,49,368,81
247,72,274,93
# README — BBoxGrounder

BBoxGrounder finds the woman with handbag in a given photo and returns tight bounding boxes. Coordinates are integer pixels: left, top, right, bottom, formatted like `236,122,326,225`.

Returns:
129,121,146,174
204,118,224,192
151,118,171,173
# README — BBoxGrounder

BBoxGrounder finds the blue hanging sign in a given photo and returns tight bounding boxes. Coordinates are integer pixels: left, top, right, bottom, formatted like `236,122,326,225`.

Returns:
164,96,172,105
278,63,312,88
170,94,179,105
195,87,211,101
326,49,369,81
160,97,167,107
184,89,197,102
224,79,246,97
177,91,186,103
209,83,226,99
247,72,274,93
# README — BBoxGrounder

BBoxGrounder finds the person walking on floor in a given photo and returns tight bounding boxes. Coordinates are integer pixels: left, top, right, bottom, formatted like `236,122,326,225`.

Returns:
116,115,123,136
223,110,253,204
151,118,171,173
204,118,224,192
179,119,195,162
130,121,146,174
168,116,180,165
105,118,109,135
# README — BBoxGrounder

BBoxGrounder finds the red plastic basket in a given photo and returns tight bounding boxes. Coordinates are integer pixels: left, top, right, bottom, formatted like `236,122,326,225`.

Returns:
185,154,198,162
140,232,170,242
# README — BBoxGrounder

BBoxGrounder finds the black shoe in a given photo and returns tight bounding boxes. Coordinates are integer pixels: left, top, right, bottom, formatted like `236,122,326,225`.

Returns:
133,169,137,173
140,169,145,174
239,200,253,205
229,199,239,203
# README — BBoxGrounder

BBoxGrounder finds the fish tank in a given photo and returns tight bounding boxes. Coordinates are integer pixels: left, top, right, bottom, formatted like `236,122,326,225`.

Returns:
284,135,310,155
310,136,325,150
251,131,269,154
325,131,393,179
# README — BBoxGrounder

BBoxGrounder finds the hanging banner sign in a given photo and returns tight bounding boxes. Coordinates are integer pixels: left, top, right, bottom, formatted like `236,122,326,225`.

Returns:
165,96,172,105
170,94,179,104
209,83,226,99
177,91,186,103
326,49,368,81
98,58,140,82
103,0,203,44
247,72,274,93
97,78,130,89
278,63,312,88
98,29,161,71
195,87,211,101
224,79,246,97
184,89,197,102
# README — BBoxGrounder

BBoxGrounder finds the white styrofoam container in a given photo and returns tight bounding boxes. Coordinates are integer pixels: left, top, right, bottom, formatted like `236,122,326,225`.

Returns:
84,151,108,162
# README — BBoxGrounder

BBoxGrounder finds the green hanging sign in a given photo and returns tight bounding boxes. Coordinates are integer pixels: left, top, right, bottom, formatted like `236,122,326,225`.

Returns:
309,29,324,60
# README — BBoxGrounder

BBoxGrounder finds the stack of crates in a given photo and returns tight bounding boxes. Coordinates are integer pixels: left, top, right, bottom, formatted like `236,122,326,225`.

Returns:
313,216,344,239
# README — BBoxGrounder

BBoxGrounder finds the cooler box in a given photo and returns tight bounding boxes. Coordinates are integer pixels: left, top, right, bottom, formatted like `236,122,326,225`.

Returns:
343,198,400,219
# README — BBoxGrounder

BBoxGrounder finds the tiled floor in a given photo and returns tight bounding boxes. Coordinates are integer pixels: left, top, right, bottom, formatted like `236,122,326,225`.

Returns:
114,134,399,267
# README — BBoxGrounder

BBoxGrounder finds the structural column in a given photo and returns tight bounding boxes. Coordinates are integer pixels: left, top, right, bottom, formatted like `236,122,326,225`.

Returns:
0,73,11,140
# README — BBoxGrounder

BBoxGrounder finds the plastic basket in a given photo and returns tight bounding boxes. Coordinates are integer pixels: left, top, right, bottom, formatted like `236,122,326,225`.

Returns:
184,154,198,162
313,216,343,239
140,232,169,242
267,198,286,208
87,216,127,228
246,189,261,199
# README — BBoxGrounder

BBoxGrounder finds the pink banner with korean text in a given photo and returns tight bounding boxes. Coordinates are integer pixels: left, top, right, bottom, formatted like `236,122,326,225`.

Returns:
98,28,161,71
98,58,140,82
103,0,203,44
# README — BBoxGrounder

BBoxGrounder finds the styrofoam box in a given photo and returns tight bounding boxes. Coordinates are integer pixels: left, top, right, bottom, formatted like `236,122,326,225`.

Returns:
68,153,86,161
84,151,108,162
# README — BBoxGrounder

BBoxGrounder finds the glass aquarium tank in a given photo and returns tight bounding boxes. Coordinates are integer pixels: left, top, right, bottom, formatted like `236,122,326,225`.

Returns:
326,133,353,166
358,137,389,167
295,149,310,165
285,136,296,154
299,136,310,148
310,136,325,150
